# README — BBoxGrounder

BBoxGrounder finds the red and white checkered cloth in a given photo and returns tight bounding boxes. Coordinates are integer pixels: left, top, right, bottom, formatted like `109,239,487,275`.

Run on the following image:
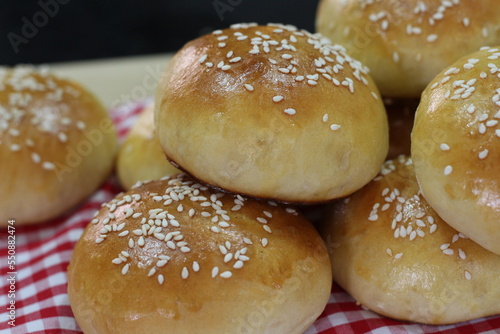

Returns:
1,99,499,334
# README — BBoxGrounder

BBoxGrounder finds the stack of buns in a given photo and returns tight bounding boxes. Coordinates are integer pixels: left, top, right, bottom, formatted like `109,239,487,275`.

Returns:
67,2,500,330
69,22,391,333
317,1,500,323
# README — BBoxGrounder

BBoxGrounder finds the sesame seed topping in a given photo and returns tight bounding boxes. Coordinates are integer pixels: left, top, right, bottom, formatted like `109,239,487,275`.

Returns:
283,108,296,115
444,165,453,175
427,34,438,42
199,55,208,63
272,95,284,102
440,143,450,151
465,271,472,280
478,149,489,159
330,124,341,131
31,152,41,164
121,263,130,275
220,271,232,278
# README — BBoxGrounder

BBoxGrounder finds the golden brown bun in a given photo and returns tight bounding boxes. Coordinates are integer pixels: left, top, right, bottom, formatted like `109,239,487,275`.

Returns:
0,65,117,225
385,98,418,159
320,155,500,325
117,102,180,190
412,47,500,255
68,173,332,334
155,23,388,203
316,0,500,97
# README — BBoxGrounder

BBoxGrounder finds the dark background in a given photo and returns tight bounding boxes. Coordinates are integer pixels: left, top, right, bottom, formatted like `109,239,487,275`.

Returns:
1,0,320,66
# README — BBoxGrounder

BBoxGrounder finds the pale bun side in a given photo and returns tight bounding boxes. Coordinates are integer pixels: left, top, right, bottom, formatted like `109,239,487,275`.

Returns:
68,173,332,334
117,102,180,190
155,23,388,203
321,155,500,325
0,65,117,225
316,0,500,97
412,46,500,255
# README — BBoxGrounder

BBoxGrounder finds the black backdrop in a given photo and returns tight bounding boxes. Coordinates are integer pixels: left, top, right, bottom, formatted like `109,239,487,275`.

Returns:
1,0,320,65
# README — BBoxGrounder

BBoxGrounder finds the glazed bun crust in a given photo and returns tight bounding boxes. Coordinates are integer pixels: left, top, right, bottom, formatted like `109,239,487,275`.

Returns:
316,0,500,97
155,23,388,203
0,66,117,225
412,47,500,255
68,174,332,334
117,102,179,190
321,156,500,325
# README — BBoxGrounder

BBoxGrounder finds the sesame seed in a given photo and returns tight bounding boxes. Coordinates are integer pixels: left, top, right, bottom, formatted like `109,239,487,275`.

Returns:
220,271,232,278
121,263,130,275
393,52,400,63
272,95,284,102
394,253,403,259
330,124,341,131
283,108,296,115
427,34,438,42
261,238,268,247
192,261,200,272
221,65,231,71
429,224,438,234
40,161,55,171
182,267,189,279
138,236,145,247
31,152,41,164
157,274,164,284
444,165,453,175
440,243,450,250
257,217,267,224
478,149,489,159
465,271,472,280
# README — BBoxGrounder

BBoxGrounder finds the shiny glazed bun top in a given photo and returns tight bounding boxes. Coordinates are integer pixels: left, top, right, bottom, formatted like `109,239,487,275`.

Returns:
155,23,388,203
0,66,117,225
316,0,500,97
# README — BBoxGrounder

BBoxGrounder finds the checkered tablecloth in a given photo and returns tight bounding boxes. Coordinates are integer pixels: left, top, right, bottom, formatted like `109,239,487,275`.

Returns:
1,99,499,334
